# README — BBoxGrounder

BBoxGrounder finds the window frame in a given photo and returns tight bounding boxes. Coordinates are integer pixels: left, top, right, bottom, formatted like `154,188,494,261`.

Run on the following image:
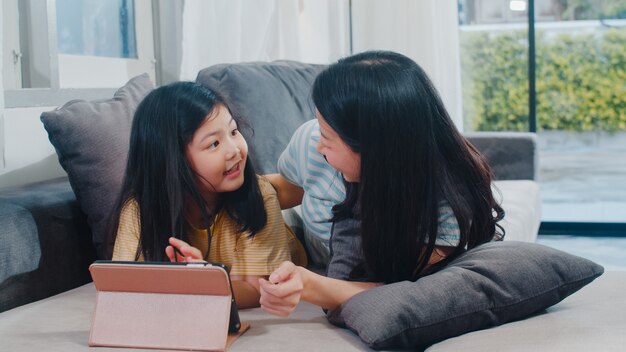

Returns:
460,0,626,235
1,0,182,175
2,0,176,108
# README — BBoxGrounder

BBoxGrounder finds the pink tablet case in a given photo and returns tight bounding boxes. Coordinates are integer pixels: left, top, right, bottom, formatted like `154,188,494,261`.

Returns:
89,263,246,351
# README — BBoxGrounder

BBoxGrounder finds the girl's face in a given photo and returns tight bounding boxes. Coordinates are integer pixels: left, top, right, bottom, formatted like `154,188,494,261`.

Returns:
185,104,248,196
315,111,361,182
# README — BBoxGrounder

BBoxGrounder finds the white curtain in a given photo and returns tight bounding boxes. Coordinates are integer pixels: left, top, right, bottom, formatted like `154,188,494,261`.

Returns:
351,0,464,129
180,0,350,80
1,10,5,168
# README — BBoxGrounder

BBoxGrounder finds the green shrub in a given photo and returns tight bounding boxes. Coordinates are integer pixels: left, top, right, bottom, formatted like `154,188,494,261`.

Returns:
460,27,626,132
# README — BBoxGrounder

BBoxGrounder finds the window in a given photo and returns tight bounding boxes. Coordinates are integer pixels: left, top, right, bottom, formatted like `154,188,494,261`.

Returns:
458,0,530,132
458,0,626,232
2,0,22,91
56,0,137,58
534,1,626,224
2,0,182,175
2,0,156,104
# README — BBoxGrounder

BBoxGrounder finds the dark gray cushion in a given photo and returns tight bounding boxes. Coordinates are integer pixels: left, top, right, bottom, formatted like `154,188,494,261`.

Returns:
327,241,604,350
465,132,538,180
40,74,154,258
0,177,95,312
196,61,325,174
0,203,40,283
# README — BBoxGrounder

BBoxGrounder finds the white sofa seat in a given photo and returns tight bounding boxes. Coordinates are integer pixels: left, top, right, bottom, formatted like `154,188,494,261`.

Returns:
495,180,541,242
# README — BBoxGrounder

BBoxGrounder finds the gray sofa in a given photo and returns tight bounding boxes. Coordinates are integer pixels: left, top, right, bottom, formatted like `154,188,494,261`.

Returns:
0,61,540,314
3,61,621,351
0,61,565,351
0,177,95,312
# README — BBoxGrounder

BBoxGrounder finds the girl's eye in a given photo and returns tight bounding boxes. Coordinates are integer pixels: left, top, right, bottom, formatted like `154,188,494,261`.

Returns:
231,128,239,136
208,141,219,149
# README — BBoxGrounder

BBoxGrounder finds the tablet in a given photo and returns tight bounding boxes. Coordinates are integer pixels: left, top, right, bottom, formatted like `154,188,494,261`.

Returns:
89,261,244,351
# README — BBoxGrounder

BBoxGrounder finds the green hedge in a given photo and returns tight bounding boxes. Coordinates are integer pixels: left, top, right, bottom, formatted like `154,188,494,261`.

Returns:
460,28,626,132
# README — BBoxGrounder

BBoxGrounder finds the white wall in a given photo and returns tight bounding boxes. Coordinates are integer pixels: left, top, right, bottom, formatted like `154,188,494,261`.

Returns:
0,2,67,188
1,6,5,169
0,107,67,188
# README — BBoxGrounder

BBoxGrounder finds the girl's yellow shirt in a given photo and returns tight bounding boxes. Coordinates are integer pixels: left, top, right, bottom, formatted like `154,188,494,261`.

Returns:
112,176,307,276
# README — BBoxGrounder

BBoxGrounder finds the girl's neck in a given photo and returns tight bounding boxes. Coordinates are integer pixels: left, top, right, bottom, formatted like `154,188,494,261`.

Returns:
185,194,218,229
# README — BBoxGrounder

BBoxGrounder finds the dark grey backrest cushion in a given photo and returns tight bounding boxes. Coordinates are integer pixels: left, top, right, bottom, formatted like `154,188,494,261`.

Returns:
40,74,154,258
0,202,40,283
327,240,604,350
196,61,326,174
465,132,538,180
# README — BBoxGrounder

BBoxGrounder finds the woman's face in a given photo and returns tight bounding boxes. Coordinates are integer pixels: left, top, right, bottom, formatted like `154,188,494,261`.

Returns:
185,104,248,196
316,111,361,182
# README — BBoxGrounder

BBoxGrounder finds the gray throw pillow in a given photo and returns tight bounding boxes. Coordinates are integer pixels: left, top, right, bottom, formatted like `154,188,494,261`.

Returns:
327,241,604,350
40,74,154,259
196,61,326,174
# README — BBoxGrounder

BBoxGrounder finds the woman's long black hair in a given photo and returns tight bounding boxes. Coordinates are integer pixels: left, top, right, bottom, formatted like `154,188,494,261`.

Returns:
105,82,266,260
313,51,504,283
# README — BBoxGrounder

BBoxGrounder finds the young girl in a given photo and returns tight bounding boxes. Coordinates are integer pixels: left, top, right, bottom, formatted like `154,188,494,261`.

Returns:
107,81,307,308
258,51,504,315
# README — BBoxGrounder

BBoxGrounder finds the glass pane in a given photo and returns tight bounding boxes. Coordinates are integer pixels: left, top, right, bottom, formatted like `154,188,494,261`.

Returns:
458,0,530,132
56,0,137,58
535,0,626,222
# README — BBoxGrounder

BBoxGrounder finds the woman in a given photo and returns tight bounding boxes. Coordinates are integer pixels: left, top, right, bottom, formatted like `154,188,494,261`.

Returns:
258,50,504,315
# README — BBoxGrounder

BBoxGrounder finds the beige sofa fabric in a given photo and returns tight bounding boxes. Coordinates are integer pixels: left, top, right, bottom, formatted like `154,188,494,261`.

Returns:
0,272,624,351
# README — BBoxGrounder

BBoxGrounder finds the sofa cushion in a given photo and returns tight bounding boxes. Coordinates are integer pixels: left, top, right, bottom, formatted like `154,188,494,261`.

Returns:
327,241,604,350
196,61,325,174
0,177,95,313
0,202,40,284
465,132,538,180
425,271,625,351
40,74,154,258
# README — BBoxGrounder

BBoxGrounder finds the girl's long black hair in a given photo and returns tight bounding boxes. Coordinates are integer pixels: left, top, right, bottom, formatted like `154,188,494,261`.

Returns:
105,82,266,260
313,51,504,283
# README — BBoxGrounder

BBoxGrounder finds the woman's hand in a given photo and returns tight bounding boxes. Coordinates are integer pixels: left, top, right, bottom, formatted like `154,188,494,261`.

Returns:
258,261,304,317
261,261,383,314
165,237,205,262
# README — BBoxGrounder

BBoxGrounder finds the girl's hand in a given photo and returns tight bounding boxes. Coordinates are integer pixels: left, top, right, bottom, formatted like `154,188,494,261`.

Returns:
165,237,204,262
258,261,304,317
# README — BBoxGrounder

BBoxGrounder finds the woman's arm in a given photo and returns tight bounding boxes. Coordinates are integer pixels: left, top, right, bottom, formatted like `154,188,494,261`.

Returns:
259,217,378,316
264,173,304,209
259,261,381,316
259,244,454,317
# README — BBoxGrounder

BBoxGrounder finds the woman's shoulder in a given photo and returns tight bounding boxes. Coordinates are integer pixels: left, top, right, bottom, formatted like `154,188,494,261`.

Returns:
292,119,319,141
